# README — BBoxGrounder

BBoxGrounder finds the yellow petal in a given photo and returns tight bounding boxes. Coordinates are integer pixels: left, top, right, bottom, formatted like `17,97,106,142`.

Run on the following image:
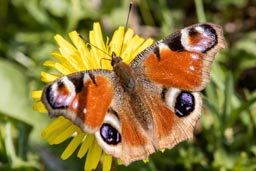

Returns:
52,124,79,144
33,101,47,113
143,159,149,163
117,159,123,165
51,51,66,63
124,28,134,42
43,60,71,75
122,35,144,63
109,26,125,57
69,31,89,70
65,54,84,71
84,139,102,170
89,23,107,69
54,34,77,58
31,90,42,101
103,153,112,171
90,22,106,52
69,31,84,51
77,134,95,158
137,38,154,53
61,132,85,160
42,117,71,139
41,71,59,83
78,44,94,70
47,123,73,145
51,51,83,72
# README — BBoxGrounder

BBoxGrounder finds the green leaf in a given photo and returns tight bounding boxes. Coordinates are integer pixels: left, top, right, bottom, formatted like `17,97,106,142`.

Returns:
223,72,234,124
0,60,49,143
226,96,256,128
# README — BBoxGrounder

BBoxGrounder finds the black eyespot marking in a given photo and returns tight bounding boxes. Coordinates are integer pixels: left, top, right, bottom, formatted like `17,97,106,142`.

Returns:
161,87,168,101
69,73,84,93
108,108,120,120
188,27,198,36
166,33,185,52
100,123,121,145
45,83,68,109
88,72,97,85
200,24,218,52
154,46,160,60
175,91,195,117
201,24,217,35
57,81,65,88
45,86,58,108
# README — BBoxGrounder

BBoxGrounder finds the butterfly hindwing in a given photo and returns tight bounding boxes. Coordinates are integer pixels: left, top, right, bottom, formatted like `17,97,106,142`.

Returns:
95,95,155,165
150,88,202,149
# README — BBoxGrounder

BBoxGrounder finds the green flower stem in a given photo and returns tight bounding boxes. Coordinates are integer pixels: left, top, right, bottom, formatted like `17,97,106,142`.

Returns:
195,0,206,22
5,123,18,165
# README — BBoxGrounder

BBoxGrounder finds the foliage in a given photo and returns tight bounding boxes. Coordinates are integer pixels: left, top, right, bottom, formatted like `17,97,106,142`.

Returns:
0,0,255,170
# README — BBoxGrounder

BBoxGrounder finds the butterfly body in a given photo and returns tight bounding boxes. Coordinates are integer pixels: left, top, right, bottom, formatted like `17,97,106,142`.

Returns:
42,23,225,165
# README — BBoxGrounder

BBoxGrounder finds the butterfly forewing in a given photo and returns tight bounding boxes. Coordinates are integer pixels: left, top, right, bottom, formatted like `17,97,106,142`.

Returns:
42,70,116,133
131,23,225,91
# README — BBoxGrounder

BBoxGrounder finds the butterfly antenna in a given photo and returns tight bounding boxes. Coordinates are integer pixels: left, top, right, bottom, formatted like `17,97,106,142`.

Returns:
120,1,133,57
79,34,112,68
78,34,111,58
125,2,133,32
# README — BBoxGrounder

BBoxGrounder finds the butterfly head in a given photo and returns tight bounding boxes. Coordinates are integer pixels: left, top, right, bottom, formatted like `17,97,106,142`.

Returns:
111,52,123,68
110,52,137,93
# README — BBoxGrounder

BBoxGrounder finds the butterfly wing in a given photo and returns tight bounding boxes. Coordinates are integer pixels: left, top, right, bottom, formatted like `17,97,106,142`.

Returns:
94,87,157,165
131,23,225,91
123,23,225,161
42,70,116,133
41,70,156,165
146,86,202,150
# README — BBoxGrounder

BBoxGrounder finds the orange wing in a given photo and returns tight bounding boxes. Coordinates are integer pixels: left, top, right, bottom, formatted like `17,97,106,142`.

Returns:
131,23,225,91
41,70,156,165
41,70,115,133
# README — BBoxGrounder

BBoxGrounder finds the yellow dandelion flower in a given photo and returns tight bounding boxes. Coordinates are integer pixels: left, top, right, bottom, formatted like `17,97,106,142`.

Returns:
32,22,153,171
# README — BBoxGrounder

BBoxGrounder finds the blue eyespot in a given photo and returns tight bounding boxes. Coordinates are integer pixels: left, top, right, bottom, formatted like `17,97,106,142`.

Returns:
100,123,121,145
175,91,195,117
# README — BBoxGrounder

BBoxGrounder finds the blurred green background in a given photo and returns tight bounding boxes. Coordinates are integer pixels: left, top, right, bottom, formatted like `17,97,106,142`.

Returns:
0,0,256,170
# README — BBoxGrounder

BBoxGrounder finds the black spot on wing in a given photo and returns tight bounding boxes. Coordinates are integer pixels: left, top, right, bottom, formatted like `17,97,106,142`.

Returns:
89,72,97,85
108,108,120,120
175,91,195,117
57,81,65,89
199,24,218,52
100,123,121,145
153,46,160,60
45,83,68,109
164,32,185,52
44,73,84,110
68,72,84,93
45,86,59,109
186,23,218,53
161,87,168,101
